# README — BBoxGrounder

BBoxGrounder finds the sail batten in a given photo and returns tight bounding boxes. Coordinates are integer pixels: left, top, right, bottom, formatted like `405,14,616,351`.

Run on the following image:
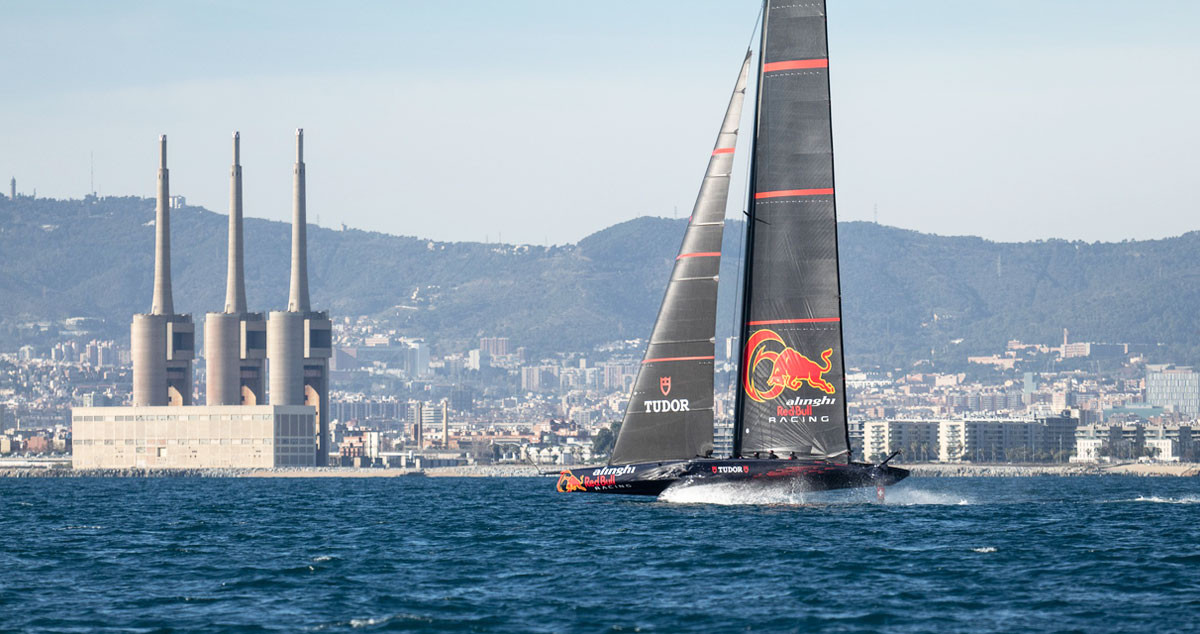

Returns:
734,0,851,460
609,52,753,466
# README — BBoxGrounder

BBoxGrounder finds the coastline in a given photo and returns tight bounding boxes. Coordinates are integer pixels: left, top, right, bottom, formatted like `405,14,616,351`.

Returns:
0,464,549,479
0,462,1196,478
236,465,547,478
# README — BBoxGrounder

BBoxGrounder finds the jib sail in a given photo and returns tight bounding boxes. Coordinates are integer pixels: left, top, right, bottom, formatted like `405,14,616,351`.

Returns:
609,52,752,465
734,0,851,460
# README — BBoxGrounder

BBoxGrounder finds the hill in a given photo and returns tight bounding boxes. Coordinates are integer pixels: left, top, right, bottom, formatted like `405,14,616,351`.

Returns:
1,195,1197,367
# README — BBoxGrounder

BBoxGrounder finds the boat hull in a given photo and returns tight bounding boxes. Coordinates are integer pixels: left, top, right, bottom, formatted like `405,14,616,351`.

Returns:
556,458,909,496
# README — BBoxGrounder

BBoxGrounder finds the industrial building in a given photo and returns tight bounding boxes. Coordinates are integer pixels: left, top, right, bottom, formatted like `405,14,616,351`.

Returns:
72,130,332,469
71,405,316,469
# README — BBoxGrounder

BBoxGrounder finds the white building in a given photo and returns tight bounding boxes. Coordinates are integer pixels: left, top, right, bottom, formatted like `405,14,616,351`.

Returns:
72,405,317,469
938,418,1045,462
1144,423,1193,461
1146,366,1200,415
861,420,938,462
1070,424,1114,463
858,415,1075,463
1070,422,1195,463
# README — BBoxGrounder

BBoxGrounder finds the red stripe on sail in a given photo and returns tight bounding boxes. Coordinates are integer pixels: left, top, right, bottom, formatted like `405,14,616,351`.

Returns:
676,252,721,260
763,59,828,72
642,355,714,364
747,317,841,326
755,188,834,199
711,147,735,155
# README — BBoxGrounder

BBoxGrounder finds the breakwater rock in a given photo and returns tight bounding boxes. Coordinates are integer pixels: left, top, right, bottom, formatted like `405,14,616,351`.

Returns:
0,467,245,478
424,464,545,478
0,464,551,478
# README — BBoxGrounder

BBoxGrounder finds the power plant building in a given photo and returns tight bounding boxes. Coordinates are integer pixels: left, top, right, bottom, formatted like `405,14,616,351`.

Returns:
72,130,332,470
71,405,316,469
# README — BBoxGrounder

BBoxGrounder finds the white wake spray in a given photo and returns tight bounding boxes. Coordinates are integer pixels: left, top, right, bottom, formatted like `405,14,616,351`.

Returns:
1126,495,1200,504
658,480,970,506
881,488,971,506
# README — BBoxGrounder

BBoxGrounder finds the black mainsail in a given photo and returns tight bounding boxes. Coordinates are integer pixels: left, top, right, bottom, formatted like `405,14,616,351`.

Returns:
734,0,851,460
609,52,752,465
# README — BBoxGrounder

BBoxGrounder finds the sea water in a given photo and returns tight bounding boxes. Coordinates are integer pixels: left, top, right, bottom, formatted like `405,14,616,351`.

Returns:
1,476,1198,632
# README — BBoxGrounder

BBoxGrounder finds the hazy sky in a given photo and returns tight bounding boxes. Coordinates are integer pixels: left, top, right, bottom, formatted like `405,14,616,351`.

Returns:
2,1,1197,245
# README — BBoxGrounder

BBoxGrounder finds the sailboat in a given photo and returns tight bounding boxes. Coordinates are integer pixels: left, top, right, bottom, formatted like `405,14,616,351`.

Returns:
557,0,908,496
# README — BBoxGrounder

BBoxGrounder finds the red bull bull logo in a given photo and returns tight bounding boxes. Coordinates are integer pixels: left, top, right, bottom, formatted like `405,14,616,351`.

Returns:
743,329,836,402
557,471,586,492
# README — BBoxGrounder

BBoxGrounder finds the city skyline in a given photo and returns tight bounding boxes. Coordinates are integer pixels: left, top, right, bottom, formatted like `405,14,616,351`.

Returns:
2,1,1198,245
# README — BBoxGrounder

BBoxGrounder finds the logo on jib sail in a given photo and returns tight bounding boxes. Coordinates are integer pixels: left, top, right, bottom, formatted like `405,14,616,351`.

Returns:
743,329,836,403
643,374,689,413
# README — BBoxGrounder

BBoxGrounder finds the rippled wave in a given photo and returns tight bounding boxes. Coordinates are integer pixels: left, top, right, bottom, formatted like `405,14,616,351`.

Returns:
1128,495,1200,504
1,476,1198,632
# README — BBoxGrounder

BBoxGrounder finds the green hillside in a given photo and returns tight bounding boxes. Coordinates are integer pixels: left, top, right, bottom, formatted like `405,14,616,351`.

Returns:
1,195,1197,366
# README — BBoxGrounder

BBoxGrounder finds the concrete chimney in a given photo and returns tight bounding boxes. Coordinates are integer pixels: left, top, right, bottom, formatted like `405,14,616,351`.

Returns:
225,131,247,314
206,131,266,406
287,128,310,313
133,134,194,407
268,127,331,465
151,135,173,315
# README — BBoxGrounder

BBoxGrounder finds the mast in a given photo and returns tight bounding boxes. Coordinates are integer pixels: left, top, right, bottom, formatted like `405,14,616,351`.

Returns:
824,9,853,457
608,52,753,465
734,0,851,461
732,4,770,458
